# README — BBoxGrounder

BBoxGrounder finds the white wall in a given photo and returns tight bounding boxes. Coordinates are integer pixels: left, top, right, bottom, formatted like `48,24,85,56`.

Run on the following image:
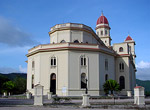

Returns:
68,50,100,96
113,43,128,54
99,53,115,94
50,29,99,44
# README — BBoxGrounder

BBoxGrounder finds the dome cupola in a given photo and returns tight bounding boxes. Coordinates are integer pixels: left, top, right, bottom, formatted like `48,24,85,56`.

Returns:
96,12,109,25
95,12,111,47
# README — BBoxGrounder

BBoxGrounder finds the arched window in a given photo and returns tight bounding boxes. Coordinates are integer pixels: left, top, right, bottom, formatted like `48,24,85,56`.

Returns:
119,76,125,89
51,57,56,66
119,62,124,72
81,73,87,89
31,75,34,89
119,47,123,52
32,61,35,69
60,40,66,43
74,40,79,43
81,56,86,66
105,74,108,81
105,59,108,70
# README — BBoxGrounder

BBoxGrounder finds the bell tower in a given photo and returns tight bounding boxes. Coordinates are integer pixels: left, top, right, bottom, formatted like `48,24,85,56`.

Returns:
124,35,136,63
96,12,112,47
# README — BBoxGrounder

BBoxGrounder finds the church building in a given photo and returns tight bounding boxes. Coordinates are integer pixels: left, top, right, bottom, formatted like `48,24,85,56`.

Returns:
26,12,136,96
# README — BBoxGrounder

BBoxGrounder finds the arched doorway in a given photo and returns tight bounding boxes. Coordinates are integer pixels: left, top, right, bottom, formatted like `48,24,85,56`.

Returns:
50,73,56,94
74,40,79,43
81,73,86,89
119,76,125,89
105,74,108,81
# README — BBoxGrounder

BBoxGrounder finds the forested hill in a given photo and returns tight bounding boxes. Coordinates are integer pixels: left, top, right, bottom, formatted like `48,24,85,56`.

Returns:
136,79,150,92
0,73,26,81
0,73,27,94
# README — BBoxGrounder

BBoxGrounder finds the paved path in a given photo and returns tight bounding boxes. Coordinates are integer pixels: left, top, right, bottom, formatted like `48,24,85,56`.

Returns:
0,106,135,110
0,98,150,110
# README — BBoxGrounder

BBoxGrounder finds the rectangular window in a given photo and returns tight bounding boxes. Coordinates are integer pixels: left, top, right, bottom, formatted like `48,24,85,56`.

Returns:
54,58,56,65
97,32,99,36
101,31,103,35
119,63,124,72
81,58,83,65
32,61,35,69
32,75,34,89
81,57,86,66
51,57,56,67
84,58,86,66
51,59,53,65
105,30,107,35
105,59,108,70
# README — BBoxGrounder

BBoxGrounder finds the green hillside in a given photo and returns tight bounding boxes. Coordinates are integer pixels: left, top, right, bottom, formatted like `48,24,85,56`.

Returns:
0,73,26,81
0,73,27,94
136,79,150,92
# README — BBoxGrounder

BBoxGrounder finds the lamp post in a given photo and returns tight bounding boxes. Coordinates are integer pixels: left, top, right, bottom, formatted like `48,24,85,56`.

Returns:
82,78,90,107
85,78,88,94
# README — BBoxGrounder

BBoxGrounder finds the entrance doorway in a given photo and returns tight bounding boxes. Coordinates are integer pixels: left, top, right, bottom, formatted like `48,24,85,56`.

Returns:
50,73,56,94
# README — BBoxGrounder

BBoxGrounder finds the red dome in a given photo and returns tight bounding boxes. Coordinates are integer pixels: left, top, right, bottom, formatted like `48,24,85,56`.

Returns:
125,35,133,41
96,14,109,25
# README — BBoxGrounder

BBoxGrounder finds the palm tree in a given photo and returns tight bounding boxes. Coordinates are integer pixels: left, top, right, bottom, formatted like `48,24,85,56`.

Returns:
103,79,121,95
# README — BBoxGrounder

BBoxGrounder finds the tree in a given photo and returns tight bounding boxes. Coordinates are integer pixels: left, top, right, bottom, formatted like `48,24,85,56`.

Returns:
103,79,121,95
0,74,10,94
13,76,26,94
2,81,15,94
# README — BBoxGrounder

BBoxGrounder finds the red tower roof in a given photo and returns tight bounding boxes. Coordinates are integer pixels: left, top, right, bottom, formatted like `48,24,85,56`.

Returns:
134,86,142,88
96,13,109,25
125,35,133,41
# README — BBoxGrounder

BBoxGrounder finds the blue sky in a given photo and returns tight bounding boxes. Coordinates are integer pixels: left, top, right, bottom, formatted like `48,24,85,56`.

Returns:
0,0,150,80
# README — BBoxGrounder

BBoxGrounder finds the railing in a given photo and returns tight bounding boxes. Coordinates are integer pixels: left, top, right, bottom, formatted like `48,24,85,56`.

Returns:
50,23,92,32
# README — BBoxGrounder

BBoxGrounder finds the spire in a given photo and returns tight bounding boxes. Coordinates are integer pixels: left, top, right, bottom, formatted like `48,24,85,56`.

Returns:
101,10,103,16
128,31,130,36
125,35,133,41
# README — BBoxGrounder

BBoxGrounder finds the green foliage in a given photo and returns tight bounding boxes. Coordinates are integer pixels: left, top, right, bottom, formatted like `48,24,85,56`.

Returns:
13,76,27,94
0,74,27,95
0,74,10,94
145,91,150,96
103,79,121,95
2,73,27,81
136,79,150,93
2,81,15,93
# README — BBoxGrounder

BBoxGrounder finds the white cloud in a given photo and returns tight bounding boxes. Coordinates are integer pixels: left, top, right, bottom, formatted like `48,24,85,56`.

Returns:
0,65,27,74
136,60,150,69
19,65,27,73
136,60,150,80
0,67,19,73
0,16,38,47
136,68,150,80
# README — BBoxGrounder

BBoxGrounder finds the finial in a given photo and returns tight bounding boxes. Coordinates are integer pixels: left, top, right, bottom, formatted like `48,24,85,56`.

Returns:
128,31,130,36
101,10,103,16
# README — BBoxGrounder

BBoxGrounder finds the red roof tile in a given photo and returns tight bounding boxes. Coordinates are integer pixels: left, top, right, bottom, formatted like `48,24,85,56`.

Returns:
96,15,109,25
125,35,133,41
134,86,142,88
